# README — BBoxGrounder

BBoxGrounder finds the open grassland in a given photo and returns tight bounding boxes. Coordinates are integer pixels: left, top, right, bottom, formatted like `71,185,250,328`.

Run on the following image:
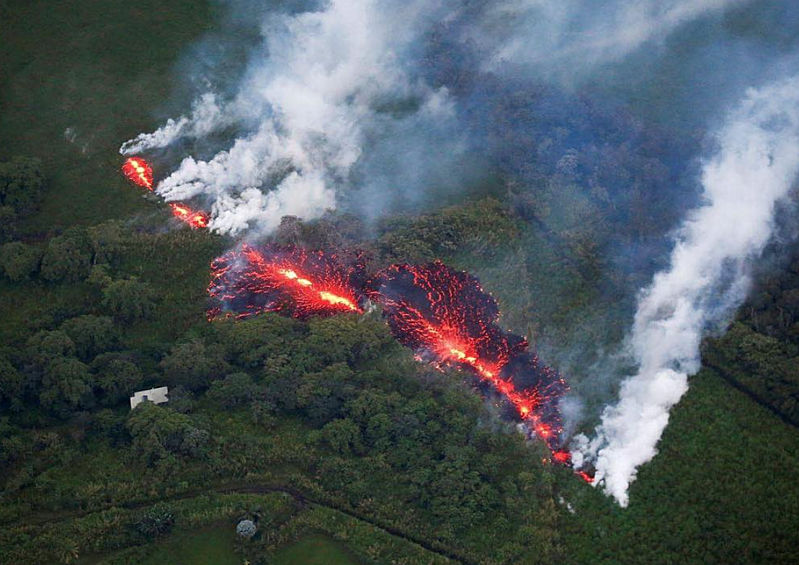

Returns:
134,526,239,565
272,533,360,565
556,368,799,565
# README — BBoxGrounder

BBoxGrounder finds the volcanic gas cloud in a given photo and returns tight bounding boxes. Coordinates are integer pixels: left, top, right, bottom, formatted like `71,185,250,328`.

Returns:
210,245,585,474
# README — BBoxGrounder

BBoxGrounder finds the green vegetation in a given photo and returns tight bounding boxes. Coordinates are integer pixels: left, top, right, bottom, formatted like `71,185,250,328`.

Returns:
135,527,240,565
272,533,359,565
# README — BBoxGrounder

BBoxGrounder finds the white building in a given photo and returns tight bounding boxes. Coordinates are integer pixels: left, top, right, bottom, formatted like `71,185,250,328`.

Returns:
130,386,169,410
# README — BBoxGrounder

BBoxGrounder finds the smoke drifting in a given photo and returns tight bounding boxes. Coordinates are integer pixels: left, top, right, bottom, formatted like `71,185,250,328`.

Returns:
120,0,742,236
574,76,799,506
120,93,226,155
121,0,458,235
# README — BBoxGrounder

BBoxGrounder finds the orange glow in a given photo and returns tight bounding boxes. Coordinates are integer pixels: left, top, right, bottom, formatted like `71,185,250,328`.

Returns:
169,203,209,229
211,252,589,482
208,244,364,320
319,291,360,311
366,261,578,472
122,157,154,190
273,263,360,311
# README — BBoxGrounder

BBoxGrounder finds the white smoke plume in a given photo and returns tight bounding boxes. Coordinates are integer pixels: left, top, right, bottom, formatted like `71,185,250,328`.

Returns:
120,0,455,235
120,0,745,236
574,76,799,507
119,93,227,155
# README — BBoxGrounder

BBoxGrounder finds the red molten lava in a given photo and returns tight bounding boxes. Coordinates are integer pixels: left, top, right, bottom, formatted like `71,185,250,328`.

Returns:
366,262,568,454
207,250,584,476
169,203,210,229
122,157,153,190
208,244,364,320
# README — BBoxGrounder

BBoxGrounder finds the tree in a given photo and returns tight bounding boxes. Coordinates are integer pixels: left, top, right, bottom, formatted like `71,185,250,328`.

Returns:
60,315,118,360
0,357,23,407
26,330,76,368
320,418,363,454
40,228,93,281
91,408,129,445
0,206,17,243
0,418,26,467
0,241,41,281
88,221,125,264
296,363,356,427
306,316,395,367
207,372,259,408
40,357,93,415
127,402,209,465
0,156,45,214
102,277,156,321
161,339,229,392
212,314,308,369
91,355,144,406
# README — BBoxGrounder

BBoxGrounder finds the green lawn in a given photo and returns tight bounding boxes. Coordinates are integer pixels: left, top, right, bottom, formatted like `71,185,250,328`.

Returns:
138,526,240,565
273,534,360,565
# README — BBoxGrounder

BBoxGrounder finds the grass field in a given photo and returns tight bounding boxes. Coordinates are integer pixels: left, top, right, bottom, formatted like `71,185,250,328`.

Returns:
138,526,239,565
556,367,799,565
273,533,360,565
0,0,218,233
136,530,359,565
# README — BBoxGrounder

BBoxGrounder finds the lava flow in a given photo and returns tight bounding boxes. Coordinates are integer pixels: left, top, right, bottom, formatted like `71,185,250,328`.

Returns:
207,249,589,480
208,244,364,320
120,157,211,229
170,203,210,229
366,262,569,455
122,157,153,190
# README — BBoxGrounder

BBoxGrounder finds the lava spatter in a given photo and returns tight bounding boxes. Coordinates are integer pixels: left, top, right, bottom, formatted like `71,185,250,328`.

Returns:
122,157,153,190
169,203,210,229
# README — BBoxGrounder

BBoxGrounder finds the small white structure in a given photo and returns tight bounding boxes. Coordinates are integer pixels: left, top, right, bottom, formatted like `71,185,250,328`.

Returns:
130,386,169,410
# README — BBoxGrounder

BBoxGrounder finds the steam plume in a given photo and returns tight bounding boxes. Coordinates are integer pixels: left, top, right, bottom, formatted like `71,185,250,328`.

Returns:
574,76,799,506
120,0,744,235
121,0,454,235
119,93,226,155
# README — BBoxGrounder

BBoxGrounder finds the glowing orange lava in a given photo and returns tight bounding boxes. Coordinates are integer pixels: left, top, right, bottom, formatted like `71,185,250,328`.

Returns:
169,203,210,229
122,157,153,190
208,251,590,481
366,262,568,454
121,158,211,230
271,262,359,311
208,244,364,319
